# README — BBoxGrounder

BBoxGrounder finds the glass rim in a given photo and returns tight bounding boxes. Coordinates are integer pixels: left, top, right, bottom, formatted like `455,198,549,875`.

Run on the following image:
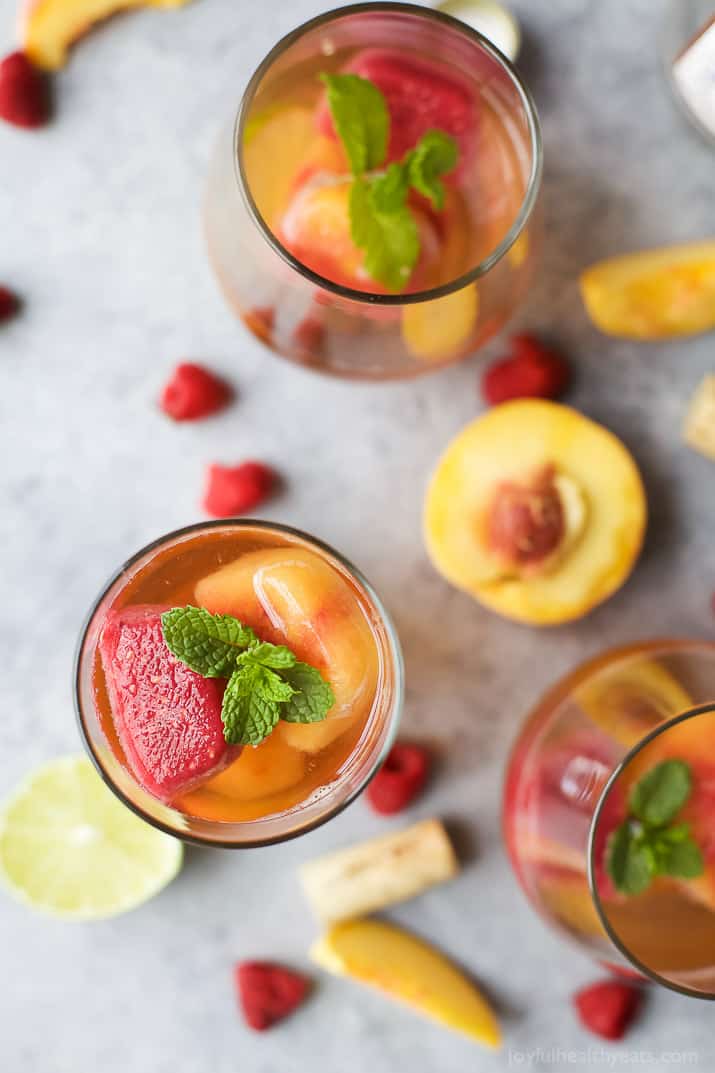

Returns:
234,1,543,307
588,701,715,1001
73,518,404,849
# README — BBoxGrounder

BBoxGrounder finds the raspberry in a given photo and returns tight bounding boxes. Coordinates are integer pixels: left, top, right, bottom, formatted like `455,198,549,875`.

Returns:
159,363,232,422
481,334,570,406
0,286,20,322
0,51,50,129
203,461,276,518
235,961,310,1031
292,315,324,360
367,743,431,815
573,979,644,1040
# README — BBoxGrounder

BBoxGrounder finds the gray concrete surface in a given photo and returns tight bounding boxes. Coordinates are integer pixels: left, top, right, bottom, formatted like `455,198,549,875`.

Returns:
1,0,714,1069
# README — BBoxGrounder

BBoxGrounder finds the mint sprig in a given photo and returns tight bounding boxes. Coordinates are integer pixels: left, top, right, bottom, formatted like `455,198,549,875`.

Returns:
320,72,458,292
606,759,704,896
161,606,335,747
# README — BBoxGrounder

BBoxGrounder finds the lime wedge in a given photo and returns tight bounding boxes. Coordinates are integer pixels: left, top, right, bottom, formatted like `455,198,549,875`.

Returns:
0,756,183,920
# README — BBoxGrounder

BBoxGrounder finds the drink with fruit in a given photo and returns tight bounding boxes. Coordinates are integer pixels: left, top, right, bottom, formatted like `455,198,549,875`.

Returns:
75,522,403,846
504,641,715,997
205,3,541,378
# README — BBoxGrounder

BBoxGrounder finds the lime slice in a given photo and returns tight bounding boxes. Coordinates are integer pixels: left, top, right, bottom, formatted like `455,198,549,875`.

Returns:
0,756,183,920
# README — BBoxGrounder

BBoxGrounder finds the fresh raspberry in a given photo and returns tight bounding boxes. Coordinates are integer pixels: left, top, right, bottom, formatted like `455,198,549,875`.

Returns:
481,334,570,405
292,315,324,359
573,979,644,1040
203,461,276,518
367,743,431,815
0,286,20,322
159,362,232,422
243,306,275,344
0,51,50,129
235,961,310,1031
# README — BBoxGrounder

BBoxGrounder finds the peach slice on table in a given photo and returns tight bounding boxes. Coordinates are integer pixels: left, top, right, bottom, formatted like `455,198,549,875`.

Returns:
311,918,501,1049
424,400,647,625
20,0,191,71
580,240,715,340
195,548,379,753
575,661,692,750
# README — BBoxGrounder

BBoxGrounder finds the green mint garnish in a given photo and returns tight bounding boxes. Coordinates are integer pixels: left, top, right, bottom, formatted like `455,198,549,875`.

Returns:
320,73,388,175
320,72,458,292
161,606,335,748
606,759,704,896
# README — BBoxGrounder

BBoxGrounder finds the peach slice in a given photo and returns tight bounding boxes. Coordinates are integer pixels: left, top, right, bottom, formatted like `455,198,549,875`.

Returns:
401,282,479,362
195,548,379,753
311,918,501,1049
20,0,190,71
537,867,606,939
243,106,342,232
576,661,692,749
580,241,715,340
278,174,441,294
203,731,306,802
424,400,646,625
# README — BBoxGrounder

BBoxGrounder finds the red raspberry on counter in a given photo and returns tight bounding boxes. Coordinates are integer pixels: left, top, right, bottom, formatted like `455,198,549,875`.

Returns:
367,743,431,815
203,461,276,518
0,51,50,129
159,362,232,422
481,334,570,406
573,979,644,1040
235,961,310,1031
0,286,20,322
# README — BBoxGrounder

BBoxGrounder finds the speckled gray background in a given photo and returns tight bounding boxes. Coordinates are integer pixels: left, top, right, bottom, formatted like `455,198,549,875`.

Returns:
1,0,714,1069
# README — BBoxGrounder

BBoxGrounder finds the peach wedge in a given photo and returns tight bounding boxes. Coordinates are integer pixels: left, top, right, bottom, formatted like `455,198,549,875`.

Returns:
20,0,191,71
311,918,501,1049
580,240,715,340
424,400,646,625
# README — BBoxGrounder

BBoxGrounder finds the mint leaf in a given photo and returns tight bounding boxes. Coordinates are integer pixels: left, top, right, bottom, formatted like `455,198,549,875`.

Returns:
241,643,297,670
161,606,257,677
607,820,655,896
630,759,692,827
221,665,281,746
370,162,409,213
658,836,704,879
320,73,388,175
281,662,335,724
350,177,420,292
406,130,458,210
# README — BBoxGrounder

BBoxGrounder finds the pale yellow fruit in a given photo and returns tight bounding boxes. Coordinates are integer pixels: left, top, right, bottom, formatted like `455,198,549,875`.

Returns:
401,283,479,362
311,918,501,1049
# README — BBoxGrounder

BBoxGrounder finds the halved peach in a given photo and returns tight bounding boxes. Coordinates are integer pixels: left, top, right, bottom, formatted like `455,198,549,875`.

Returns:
580,241,715,340
195,548,379,753
424,400,647,625
20,0,190,71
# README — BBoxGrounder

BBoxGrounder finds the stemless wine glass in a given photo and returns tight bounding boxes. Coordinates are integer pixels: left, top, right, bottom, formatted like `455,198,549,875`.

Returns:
75,521,403,848
204,2,542,379
503,639,715,997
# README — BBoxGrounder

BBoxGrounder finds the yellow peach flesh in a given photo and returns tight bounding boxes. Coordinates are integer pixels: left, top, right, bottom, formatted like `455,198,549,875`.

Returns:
424,400,647,625
195,548,379,754
21,0,190,71
580,241,715,340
